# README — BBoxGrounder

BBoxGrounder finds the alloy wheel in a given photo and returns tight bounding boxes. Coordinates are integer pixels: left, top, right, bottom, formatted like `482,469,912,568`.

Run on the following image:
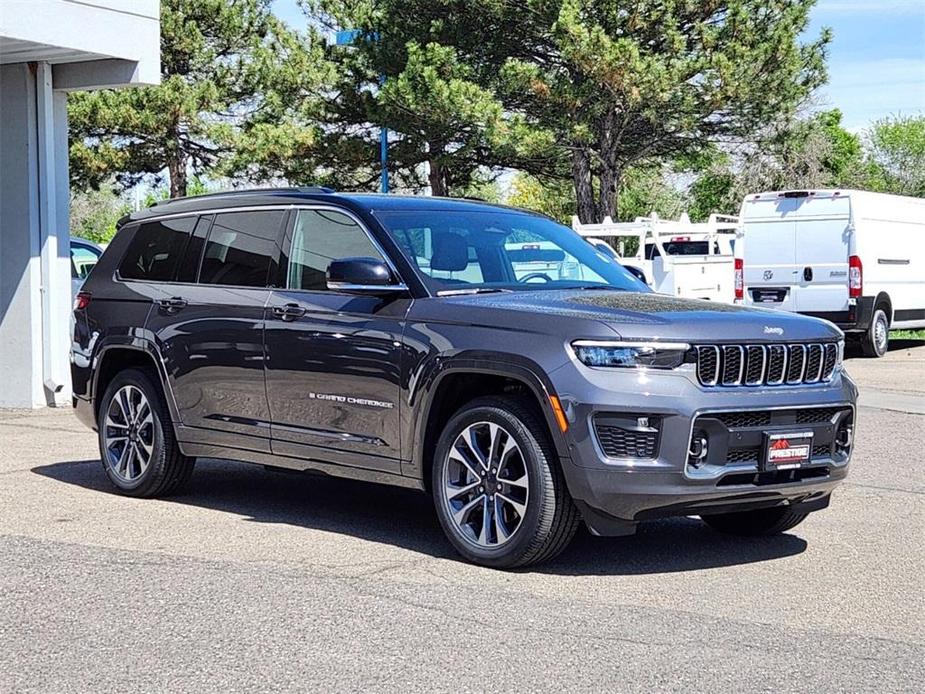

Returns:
442,421,530,548
103,385,154,483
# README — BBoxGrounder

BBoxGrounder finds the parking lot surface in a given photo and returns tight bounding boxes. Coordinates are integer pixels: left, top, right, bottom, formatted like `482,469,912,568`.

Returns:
1,343,923,692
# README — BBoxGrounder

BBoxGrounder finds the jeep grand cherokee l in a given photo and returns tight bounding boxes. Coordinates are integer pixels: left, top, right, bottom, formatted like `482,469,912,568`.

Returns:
71,189,857,568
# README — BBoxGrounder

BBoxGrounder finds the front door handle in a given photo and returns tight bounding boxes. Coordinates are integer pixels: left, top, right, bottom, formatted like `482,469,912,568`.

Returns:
271,303,307,321
803,267,813,282
157,296,187,311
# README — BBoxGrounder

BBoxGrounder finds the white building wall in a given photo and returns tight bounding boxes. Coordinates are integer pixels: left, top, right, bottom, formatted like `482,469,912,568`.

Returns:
0,1,160,408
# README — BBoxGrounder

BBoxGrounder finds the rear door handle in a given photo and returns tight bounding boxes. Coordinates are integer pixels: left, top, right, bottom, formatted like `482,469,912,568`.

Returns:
271,303,306,321
157,296,187,311
803,267,813,282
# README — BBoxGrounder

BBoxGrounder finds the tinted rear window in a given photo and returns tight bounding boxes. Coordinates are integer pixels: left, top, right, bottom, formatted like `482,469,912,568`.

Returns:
198,210,284,287
119,217,196,281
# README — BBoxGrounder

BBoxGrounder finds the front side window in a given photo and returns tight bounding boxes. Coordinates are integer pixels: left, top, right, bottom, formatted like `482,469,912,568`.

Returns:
199,210,284,287
287,209,384,291
377,209,647,294
119,217,196,281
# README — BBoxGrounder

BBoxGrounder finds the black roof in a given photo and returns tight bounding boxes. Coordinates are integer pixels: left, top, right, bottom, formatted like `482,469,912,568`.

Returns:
120,187,537,225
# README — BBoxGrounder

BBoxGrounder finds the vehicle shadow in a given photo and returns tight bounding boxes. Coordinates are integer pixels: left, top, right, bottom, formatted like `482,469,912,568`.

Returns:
33,458,807,575
844,337,925,359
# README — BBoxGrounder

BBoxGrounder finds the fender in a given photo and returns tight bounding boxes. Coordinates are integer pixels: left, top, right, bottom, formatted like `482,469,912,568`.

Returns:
405,350,571,480
89,334,182,425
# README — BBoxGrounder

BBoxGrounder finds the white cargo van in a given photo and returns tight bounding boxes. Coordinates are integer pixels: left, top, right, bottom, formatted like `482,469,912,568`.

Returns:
737,189,925,356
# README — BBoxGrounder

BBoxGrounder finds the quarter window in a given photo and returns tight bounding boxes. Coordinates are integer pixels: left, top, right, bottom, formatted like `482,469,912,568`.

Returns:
119,217,196,281
199,210,284,287
287,210,385,291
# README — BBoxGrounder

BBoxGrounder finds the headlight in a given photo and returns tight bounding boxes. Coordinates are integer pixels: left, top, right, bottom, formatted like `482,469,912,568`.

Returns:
572,340,690,369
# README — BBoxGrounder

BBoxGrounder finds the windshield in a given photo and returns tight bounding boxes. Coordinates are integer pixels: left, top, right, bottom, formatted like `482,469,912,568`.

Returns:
375,209,648,294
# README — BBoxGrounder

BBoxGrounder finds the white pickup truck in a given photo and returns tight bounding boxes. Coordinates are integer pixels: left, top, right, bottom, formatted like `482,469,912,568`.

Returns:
573,213,740,303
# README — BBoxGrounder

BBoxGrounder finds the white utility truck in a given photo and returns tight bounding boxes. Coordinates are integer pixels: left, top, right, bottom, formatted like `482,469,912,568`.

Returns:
736,189,925,356
573,213,740,302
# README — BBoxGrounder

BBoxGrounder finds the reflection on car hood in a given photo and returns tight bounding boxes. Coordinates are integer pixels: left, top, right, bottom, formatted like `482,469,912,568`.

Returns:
445,289,843,342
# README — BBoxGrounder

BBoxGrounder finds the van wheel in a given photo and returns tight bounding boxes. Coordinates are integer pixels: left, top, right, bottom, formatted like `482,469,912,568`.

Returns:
98,368,195,497
861,307,889,357
432,396,580,569
701,506,808,536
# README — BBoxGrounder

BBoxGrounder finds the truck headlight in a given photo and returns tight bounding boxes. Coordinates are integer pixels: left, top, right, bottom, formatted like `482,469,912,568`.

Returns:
572,340,690,369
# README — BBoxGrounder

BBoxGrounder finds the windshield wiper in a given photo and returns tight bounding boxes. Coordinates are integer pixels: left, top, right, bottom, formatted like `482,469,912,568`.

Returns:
565,285,630,292
436,287,513,297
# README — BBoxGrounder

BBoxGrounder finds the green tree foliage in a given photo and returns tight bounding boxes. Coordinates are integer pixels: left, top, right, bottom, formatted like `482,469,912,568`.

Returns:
687,109,867,219
69,186,130,244
299,0,559,196
508,174,576,223
68,0,325,198
491,0,830,222
865,115,925,197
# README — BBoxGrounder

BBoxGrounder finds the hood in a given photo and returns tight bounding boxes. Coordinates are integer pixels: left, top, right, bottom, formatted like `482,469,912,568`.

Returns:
441,289,842,343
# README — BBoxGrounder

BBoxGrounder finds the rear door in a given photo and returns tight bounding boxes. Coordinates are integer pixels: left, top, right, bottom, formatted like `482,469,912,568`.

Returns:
740,195,799,311
144,208,287,451
792,195,850,315
265,207,409,473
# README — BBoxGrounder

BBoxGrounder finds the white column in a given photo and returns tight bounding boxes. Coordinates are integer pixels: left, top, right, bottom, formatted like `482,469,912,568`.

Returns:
36,61,72,406
0,62,71,407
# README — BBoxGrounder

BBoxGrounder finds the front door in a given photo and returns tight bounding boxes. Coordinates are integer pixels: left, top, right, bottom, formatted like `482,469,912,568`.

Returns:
265,208,409,473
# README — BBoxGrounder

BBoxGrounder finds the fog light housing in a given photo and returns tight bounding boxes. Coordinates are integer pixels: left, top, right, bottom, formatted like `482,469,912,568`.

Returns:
688,430,709,467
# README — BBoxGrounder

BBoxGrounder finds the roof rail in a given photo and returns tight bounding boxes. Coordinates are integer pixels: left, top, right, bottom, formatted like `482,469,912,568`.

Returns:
151,186,336,207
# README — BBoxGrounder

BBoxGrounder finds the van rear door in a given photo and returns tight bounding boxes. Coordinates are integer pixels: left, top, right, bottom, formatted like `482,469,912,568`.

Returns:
740,195,799,311
792,195,850,315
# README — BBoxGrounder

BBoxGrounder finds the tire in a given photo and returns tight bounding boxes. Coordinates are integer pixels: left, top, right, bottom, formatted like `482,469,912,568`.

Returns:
700,506,808,537
431,395,580,569
97,368,195,498
861,306,889,358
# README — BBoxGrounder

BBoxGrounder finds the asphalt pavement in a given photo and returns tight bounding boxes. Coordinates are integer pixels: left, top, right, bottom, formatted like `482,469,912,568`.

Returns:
1,342,923,692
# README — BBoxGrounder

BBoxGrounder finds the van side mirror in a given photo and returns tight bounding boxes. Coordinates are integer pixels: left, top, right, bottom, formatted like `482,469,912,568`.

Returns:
623,265,648,284
326,257,407,294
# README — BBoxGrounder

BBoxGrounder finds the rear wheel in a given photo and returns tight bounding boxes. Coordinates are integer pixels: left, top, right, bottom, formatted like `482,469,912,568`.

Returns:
700,506,808,536
432,396,580,568
98,368,195,497
861,307,889,357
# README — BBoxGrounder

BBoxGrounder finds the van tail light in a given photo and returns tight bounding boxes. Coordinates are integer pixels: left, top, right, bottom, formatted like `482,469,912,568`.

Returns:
74,291,91,311
734,258,744,300
848,255,862,298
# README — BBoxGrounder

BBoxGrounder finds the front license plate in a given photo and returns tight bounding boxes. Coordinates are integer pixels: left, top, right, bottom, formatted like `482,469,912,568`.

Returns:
763,431,813,470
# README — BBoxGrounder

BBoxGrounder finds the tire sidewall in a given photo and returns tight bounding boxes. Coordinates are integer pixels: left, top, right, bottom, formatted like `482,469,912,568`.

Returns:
866,308,889,357
432,403,550,567
98,369,168,495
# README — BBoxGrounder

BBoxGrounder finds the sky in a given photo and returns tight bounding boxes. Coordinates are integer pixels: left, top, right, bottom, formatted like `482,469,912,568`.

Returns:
272,0,925,133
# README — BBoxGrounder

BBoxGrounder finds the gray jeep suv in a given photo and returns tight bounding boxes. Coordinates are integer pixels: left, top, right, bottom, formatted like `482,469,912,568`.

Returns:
72,189,857,568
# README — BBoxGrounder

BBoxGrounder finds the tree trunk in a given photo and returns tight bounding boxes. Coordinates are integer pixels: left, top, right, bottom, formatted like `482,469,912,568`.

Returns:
428,157,448,197
571,149,596,223
598,165,619,221
168,153,188,199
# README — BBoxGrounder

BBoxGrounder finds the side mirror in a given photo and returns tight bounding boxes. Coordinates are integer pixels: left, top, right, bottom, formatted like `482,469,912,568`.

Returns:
326,257,407,294
623,265,648,284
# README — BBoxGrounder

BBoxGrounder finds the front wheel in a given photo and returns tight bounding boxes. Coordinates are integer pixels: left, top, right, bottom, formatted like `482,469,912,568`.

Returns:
432,396,580,568
700,506,808,536
861,307,889,357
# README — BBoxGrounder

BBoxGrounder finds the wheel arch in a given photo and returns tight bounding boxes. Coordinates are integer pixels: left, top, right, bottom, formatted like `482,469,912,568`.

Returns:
92,341,180,424
873,291,893,323
407,354,569,489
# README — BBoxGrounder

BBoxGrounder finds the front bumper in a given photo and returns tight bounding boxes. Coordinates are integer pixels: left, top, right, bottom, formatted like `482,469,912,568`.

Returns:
550,361,858,534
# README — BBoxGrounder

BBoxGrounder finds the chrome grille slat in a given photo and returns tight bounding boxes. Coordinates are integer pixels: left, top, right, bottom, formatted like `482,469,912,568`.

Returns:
695,342,839,387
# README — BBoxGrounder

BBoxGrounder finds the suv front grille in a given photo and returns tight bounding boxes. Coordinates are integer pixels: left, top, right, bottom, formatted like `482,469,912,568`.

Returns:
695,343,838,387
